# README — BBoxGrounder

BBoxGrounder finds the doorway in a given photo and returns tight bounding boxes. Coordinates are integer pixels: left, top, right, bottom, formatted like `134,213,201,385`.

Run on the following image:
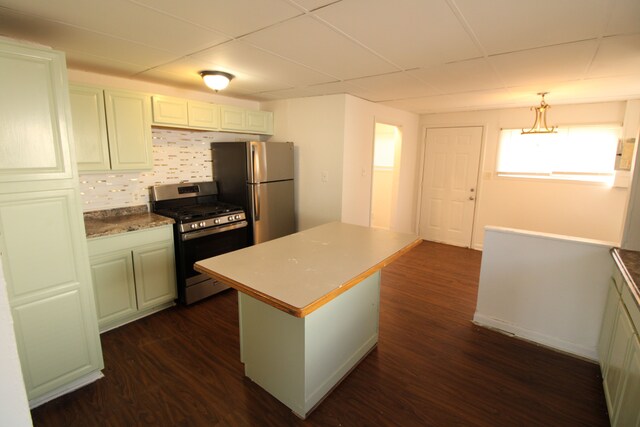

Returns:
419,127,482,247
371,123,402,230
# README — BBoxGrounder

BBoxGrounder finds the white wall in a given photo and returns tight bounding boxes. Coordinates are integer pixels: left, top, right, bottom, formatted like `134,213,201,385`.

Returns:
474,226,614,361
67,69,260,109
261,95,346,231
421,101,633,249
0,264,32,427
342,95,420,233
262,94,420,234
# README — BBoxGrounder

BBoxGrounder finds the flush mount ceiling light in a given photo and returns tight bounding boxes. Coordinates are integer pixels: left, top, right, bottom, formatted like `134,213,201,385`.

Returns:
522,92,557,134
199,70,234,92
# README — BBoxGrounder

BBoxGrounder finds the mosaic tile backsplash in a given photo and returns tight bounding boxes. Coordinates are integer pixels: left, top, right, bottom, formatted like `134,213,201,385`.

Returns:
78,128,256,212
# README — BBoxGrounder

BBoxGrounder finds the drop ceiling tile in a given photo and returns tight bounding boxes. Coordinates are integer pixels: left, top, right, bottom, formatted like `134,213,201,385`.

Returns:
0,8,176,69
314,0,481,69
408,58,504,94
259,80,365,100
605,0,640,36
345,72,440,102
129,0,303,38
288,0,339,12
254,87,321,100
489,40,598,88
189,41,336,86
381,88,525,114
0,0,230,54
514,75,640,105
241,15,398,80
455,0,607,54
587,34,640,78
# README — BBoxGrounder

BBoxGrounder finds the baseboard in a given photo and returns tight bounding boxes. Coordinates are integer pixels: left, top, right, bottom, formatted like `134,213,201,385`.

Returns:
472,313,598,362
29,370,103,409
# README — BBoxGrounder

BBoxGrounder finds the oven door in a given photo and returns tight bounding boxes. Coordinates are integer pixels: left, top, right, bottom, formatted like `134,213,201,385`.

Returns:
177,221,249,304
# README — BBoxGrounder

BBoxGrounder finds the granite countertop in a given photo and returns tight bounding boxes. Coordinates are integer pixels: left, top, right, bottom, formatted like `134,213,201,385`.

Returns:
84,205,174,239
612,248,640,310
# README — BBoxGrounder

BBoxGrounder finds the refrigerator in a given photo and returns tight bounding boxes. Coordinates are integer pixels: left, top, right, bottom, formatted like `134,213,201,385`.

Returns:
212,141,295,244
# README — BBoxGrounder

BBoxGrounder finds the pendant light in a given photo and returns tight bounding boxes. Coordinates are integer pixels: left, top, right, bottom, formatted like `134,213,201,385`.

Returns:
200,71,235,92
522,92,557,134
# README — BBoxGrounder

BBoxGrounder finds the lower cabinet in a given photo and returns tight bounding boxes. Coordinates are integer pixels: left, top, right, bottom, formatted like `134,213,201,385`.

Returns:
599,260,640,426
613,335,640,426
88,225,176,332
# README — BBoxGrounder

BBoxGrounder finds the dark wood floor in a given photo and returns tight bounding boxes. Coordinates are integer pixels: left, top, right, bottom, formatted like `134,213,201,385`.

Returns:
31,241,610,426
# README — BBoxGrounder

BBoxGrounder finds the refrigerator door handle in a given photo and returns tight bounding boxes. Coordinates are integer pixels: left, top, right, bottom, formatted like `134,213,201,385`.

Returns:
253,186,261,221
250,143,260,182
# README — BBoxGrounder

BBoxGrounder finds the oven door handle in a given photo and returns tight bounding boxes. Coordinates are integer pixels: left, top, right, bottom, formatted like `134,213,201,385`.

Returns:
181,221,248,241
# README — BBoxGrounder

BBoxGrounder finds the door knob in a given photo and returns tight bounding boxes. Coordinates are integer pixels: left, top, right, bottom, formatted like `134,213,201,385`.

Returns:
469,196,475,201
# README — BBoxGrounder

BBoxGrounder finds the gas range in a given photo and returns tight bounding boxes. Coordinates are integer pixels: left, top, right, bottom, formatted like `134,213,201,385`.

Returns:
155,201,246,233
151,182,247,234
150,181,250,304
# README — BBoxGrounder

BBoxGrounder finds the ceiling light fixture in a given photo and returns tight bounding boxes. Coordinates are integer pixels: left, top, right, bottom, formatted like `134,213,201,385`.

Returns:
199,70,234,92
522,92,557,134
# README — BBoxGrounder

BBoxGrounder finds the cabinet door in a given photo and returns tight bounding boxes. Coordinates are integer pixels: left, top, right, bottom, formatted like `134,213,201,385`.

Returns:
0,189,103,399
69,85,111,172
90,251,137,329
133,241,176,310
604,302,635,416
246,110,273,135
220,105,246,131
0,40,73,184
188,101,220,129
613,334,640,427
152,95,188,126
104,90,153,170
599,278,621,374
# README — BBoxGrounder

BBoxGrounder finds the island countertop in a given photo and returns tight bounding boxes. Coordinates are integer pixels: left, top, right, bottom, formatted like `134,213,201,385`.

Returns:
194,222,421,317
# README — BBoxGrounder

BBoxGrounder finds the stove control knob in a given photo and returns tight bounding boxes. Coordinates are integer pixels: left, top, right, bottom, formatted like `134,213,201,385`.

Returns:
200,221,206,227
235,214,241,220
228,215,234,221
214,218,221,225
190,224,197,229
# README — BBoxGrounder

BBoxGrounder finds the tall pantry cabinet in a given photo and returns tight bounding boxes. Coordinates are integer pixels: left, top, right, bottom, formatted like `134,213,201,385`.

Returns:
0,38,103,406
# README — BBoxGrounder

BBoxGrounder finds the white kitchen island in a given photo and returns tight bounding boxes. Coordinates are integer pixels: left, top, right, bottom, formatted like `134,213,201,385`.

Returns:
194,222,420,418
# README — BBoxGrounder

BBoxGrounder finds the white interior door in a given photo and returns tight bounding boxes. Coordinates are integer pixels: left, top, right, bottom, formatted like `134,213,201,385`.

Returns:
419,127,482,247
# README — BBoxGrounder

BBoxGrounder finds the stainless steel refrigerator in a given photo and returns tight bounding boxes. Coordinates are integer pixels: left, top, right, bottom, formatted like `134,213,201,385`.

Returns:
212,141,295,244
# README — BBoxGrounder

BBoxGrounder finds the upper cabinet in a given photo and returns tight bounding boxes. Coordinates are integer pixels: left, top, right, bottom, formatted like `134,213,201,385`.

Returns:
70,85,153,172
152,95,220,130
69,85,110,171
152,95,272,135
246,110,273,135
220,105,273,135
0,40,74,185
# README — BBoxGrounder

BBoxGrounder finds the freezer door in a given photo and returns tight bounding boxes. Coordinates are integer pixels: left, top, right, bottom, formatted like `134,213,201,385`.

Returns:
247,141,294,183
249,180,295,244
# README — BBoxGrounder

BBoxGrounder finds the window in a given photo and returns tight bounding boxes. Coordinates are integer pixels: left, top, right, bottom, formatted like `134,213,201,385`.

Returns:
497,125,621,183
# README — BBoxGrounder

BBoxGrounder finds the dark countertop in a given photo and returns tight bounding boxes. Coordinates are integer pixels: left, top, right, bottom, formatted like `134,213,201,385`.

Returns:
84,205,174,239
611,248,640,310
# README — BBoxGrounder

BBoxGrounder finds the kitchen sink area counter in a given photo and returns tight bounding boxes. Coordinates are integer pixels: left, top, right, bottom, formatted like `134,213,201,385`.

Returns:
612,248,640,311
84,205,174,238
195,222,420,418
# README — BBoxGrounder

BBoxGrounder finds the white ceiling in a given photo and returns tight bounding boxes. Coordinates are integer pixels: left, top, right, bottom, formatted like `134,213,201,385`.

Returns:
0,0,639,114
